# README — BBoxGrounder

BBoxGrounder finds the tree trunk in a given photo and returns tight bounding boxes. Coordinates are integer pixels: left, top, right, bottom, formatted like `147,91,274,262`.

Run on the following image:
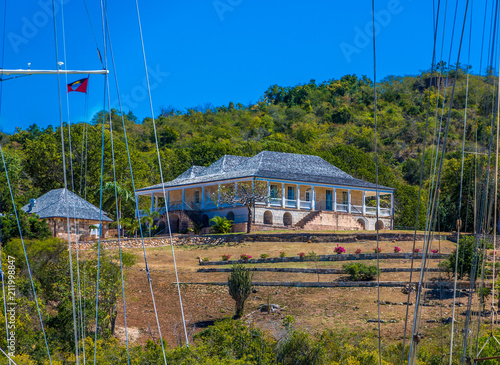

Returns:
110,305,117,335
235,298,244,318
246,206,252,234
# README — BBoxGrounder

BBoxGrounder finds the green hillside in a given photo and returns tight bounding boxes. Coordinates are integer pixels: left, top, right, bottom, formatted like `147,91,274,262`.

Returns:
1,66,495,232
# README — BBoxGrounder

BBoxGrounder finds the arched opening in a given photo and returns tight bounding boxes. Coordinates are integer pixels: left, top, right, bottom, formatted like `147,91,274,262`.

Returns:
169,214,179,233
283,212,293,226
157,221,166,233
226,211,235,222
375,220,384,230
180,220,189,232
202,214,209,227
264,210,273,225
357,218,366,230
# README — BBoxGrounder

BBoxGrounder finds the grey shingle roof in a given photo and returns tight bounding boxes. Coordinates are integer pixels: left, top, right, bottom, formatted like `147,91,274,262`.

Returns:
137,151,394,192
22,188,113,222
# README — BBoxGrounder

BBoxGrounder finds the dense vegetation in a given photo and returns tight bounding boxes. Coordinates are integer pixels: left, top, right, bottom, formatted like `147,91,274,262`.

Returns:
0,67,499,362
1,66,497,235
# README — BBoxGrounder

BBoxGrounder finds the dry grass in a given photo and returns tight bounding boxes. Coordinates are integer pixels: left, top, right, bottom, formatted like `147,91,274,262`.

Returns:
113,236,469,348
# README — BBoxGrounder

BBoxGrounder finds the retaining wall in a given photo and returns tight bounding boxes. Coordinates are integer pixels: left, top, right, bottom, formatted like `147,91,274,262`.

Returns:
197,267,446,274
199,252,450,266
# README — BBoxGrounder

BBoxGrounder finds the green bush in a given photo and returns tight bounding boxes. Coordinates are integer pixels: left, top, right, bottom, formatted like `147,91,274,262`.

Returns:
228,264,253,318
343,263,378,281
445,235,484,279
210,216,233,234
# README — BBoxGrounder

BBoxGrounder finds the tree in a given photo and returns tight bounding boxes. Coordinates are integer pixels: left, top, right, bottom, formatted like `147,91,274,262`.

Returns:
120,217,140,238
445,235,484,279
143,210,159,237
228,264,253,318
100,182,135,221
216,180,268,233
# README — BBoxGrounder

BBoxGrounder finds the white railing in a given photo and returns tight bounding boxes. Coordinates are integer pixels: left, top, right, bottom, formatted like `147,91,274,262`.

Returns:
270,198,282,206
351,205,363,214
365,207,377,215
285,199,297,208
336,203,348,212
380,208,392,217
300,201,312,210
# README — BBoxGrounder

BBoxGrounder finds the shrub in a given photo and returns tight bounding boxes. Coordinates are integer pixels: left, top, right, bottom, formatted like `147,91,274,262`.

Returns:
431,249,439,254
355,248,362,254
298,252,305,258
210,216,233,234
228,264,253,318
343,263,378,281
414,248,420,253
394,246,401,253
240,254,252,261
260,253,269,259
221,254,231,261
334,244,346,255
444,236,484,279
202,257,210,262
279,252,286,258
373,247,381,253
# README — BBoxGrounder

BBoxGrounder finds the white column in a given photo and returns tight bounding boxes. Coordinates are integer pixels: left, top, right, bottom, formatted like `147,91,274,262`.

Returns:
282,184,286,207
333,188,337,211
348,190,352,213
296,184,300,209
150,194,154,213
362,191,366,215
201,187,205,209
391,193,394,217
312,186,316,210
135,194,139,218
376,192,380,216
267,181,270,206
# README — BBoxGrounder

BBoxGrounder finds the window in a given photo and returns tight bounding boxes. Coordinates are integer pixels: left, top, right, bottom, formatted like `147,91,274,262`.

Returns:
342,191,349,204
305,188,312,202
194,191,200,204
287,186,295,200
270,184,278,198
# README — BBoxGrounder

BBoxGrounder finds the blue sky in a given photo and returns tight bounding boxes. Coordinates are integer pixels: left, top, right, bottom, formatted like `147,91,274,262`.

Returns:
0,0,490,134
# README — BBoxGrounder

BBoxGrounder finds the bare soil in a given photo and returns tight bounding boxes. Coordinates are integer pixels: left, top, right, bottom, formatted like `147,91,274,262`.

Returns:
111,235,473,348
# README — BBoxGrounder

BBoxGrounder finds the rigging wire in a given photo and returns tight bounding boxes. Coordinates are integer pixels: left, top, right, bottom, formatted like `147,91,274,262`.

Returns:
101,8,132,361
50,0,80,361
0,2,13,364
0,144,53,364
448,0,473,362
371,1,382,364
409,1,470,364
133,0,190,349
400,0,441,358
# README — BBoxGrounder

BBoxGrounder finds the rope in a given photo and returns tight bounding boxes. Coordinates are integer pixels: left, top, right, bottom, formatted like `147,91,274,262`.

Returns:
0,347,18,365
93,1,109,363
449,1,473,362
0,144,52,364
0,3,13,363
100,6,166,361
81,0,104,69
410,2,470,363
371,1,382,364
102,12,131,360
400,2,441,363
50,0,80,361
134,0,190,349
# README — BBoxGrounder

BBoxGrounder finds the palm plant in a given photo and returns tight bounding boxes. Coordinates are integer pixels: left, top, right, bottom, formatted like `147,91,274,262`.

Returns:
100,182,135,221
143,210,159,237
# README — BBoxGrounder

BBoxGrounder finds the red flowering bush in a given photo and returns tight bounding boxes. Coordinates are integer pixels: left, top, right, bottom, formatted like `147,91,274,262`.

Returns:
373,247,382,253
240,254,252,261
334,244,346,254
355,248,362,254
298,252,305,258
431,249,439,254
221,254,232,261
394,246,402,253
414,248,420,253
